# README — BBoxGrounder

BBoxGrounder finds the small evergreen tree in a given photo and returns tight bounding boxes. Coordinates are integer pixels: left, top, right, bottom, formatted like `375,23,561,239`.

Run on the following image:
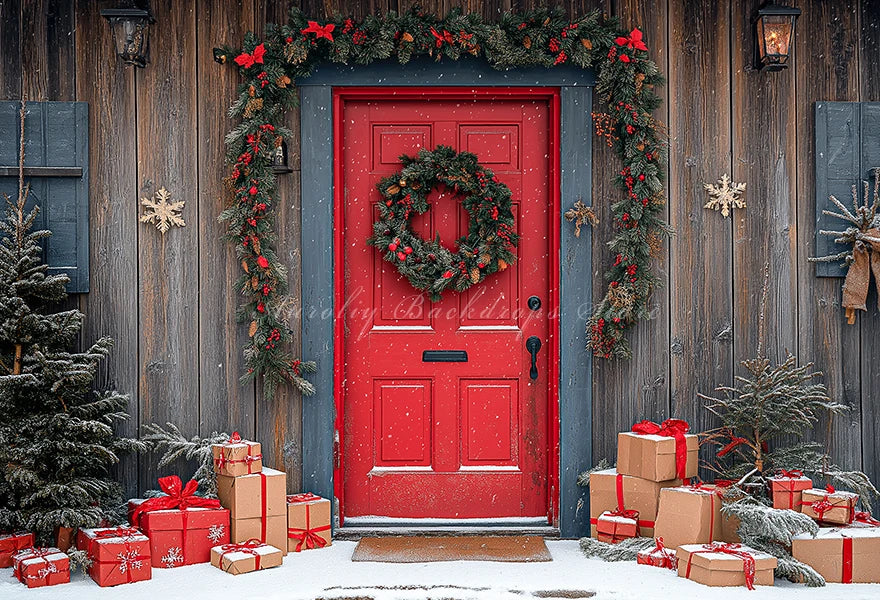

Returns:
0,101,143,544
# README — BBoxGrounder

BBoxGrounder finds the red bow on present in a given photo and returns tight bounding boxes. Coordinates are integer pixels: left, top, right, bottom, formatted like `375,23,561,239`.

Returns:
234,43,266,69
853,511,880,527
631,419,690,480
131,476,221,525
227,431,243,443
777,469,805,479
430,27,455,48
13,548,57,584
219,539,266,571
287,492,321,503
93,527,141,540
686,543,757,590
301,21,335,41
615,28,648,51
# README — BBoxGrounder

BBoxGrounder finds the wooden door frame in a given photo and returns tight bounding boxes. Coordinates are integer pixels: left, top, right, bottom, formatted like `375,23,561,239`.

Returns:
298,58,594,538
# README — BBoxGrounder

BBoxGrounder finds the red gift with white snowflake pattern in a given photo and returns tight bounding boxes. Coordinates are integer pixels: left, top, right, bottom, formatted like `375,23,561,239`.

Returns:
13,547,70,588
79,527,152,587
141,506,230,568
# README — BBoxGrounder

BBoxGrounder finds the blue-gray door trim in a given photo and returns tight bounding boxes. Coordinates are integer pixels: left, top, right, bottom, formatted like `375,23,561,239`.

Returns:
298,58,593,538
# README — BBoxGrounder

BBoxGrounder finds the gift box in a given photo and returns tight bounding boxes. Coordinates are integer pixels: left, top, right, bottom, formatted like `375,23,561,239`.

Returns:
129,475,230,568
792,527,880,583
637,538,677,569
851,511,880,528
0,531,34,568
653,483,724,550
589,468,681,538
217,467,288,555
770,470,813,509
79,527,151,587
210,540,283,575
596,510,639,544
677,542,777,589
12,547,70,588
212,431,263,477
617,420,699,482
287,493,331,552
800,487,858,525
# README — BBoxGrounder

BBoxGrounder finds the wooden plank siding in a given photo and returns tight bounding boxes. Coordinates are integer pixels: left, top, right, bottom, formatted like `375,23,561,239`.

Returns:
0,0,878,501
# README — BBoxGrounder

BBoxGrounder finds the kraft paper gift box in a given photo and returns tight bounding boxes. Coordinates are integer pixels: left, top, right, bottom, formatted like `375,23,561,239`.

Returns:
210,541,283,575
217,466,288,555
653,484,724,550
677,543,777,588
800,487,858,525
0,531,34,568
13,548,70,588
589,468,681,538
637,538,678,569
79,527,152,587
596,510,639,544
212,431,263,477
770,471,813,510
617,431,698,482
287,493,332,552
792,527,880,583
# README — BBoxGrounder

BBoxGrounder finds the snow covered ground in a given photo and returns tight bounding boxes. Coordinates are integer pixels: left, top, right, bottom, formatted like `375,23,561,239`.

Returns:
2,540,878,600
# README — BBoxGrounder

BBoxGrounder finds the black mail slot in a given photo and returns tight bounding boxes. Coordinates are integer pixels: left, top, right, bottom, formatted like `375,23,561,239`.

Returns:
422,350,468,362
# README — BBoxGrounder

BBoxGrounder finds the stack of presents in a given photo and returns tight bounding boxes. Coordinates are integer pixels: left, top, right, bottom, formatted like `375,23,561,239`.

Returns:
2,431,332,589
591,419,880,589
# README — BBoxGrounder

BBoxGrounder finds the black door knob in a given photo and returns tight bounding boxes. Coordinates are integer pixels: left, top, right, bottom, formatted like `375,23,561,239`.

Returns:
526,336,542,380
527,296,541,311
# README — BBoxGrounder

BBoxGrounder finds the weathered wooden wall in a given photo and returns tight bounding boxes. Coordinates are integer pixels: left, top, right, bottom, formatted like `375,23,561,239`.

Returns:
0,0,877,496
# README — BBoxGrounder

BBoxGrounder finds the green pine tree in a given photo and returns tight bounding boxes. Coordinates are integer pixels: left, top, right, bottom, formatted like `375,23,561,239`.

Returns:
0,101,143,545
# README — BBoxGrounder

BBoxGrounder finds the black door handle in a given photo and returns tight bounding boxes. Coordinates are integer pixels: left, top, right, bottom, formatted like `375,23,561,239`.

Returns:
526,336,542,380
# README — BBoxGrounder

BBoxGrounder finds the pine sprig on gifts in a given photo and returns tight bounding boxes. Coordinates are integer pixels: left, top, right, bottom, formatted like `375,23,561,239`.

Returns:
142,422,230,498
215,5,671,383
0,101,144,544
579,536,654,561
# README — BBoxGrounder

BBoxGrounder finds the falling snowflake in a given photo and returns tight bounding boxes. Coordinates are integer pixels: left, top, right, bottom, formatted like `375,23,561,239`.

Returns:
207,524,226,544
117,550,144,574
139,187,186,233
160,546,184,568
703,174,746,218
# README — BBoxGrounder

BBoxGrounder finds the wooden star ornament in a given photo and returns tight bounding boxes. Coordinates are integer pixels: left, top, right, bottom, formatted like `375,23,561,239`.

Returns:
703,174,746,218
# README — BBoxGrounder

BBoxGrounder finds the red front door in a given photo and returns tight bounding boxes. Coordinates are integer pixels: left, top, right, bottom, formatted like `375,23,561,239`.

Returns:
337,88,557,520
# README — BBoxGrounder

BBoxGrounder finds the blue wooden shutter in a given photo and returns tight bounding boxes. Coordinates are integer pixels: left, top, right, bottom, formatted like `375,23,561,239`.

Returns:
0,101,89,293
814,102,880,277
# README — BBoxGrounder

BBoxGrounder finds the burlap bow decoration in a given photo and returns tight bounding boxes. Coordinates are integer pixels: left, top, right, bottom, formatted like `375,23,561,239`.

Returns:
841,228,880,324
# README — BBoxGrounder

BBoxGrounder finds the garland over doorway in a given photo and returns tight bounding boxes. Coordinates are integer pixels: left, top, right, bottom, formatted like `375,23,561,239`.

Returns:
215,5,669,398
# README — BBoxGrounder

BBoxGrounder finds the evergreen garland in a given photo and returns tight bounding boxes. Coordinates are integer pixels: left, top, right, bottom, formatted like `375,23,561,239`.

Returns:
368,145,519,301
215,5,670,395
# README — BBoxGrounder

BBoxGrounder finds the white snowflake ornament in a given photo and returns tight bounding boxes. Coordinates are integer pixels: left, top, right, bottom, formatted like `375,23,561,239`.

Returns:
139,187,186,233
116,550,144,574
703,174,746,218
207,524,226,544
161,546,184,568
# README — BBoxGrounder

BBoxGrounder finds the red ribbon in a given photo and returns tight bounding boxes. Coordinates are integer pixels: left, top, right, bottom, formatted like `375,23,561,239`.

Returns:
233,43,266,69
287,503,331,551
800,489,855,525
219,539,266,572
13,548,56,584
853,511,880,527
842,536,853,584
301,21,335,42
430,27,454,48
214,433,262,474
778,469,804,479
287,492,322,503
260,472,268,542
614,473,655,529
614,28,648,52
717,435,749,458
687,481,723,538
639,537,676,569
685,542,757,590
131,476,221,526
631,419,690,480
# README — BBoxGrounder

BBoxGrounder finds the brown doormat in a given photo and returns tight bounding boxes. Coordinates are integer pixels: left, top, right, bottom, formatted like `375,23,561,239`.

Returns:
350,535,552,563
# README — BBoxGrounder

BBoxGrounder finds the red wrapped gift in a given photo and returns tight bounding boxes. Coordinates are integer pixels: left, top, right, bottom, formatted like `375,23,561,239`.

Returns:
596,509,639,544
637,537,678,569
13,547,70,588
130,476,229,568
80,526,151,587
287,493,332,552
800,486,858,525
0,531,34,568
770,470,813,509
212,431,263,477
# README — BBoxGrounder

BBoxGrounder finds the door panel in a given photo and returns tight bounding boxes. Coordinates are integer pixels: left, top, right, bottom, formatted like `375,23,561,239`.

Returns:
341,93,553,519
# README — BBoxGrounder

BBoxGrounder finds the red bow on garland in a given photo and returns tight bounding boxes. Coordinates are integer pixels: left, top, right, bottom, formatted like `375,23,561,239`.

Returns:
131,476,221,525
430,27,454,48
234,43,266,69
631,418,690,480
615,28,648,51
301,21,335,42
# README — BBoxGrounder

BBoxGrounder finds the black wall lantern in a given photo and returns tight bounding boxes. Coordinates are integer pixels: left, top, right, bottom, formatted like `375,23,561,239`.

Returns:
755,2,801,71
100,8,155,68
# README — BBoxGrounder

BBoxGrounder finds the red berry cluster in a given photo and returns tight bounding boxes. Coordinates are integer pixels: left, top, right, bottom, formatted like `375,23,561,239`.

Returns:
265,328,281,350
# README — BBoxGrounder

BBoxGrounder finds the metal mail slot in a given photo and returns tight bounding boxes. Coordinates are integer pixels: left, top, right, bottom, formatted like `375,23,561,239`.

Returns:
422,350,468,362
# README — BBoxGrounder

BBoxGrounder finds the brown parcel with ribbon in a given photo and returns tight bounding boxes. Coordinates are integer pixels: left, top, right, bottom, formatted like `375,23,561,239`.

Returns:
210,542,283,575
212,433,263,477
792,527,880,583
589,468,681,538
287,493,332,552
617,431,699,482
654,486,724,550
217,467,288,556
677,543,776,588
800,488,858,525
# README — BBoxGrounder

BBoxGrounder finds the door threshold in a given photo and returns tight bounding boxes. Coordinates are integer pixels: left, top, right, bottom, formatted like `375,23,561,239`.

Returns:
336,517,559,539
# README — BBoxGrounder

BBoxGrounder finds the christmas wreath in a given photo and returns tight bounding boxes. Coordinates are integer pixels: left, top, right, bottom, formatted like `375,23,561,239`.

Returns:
216,5,670,399
368,146,518,301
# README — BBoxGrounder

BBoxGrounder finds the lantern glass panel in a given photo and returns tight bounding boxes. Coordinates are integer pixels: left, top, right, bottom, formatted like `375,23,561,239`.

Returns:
102,11,152,67
757,14,793,67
